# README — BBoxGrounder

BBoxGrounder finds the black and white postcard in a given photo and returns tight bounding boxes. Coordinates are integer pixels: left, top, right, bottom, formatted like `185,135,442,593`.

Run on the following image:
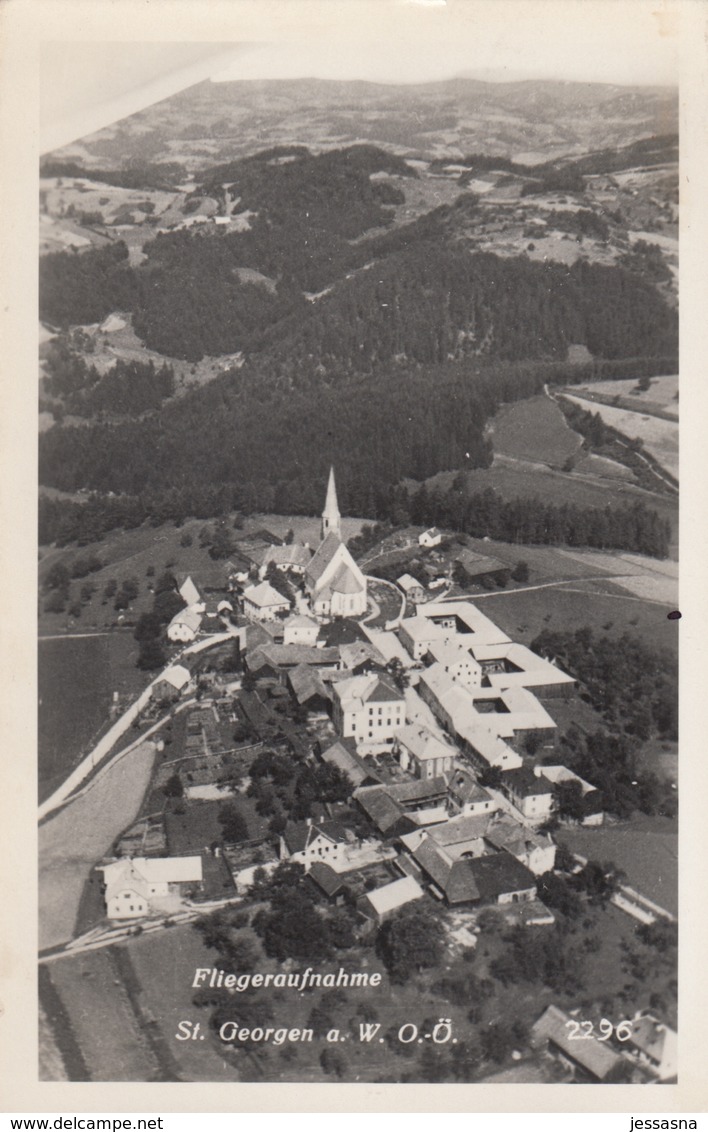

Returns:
1,0,707,1114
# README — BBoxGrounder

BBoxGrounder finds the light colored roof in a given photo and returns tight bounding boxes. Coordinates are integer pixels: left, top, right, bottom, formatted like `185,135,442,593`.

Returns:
397,573,424,592
178,576,202,605
101,861,150,904
363,875,424,915
420,527,441,540
262,544,312,570
421,601,511,645
363,626,413,667
284,613,318,630
133,856,203,883
467,685,557,738
427,639,483,672
168,607,203,634
627,1015,676,1065
468,641,574,689
542,765,598,796
456,722,522,769
400,616,450,643
243,581,290,608
395,723,455,763
339,640,386,669
159,665,191,691
532,1005,625,1080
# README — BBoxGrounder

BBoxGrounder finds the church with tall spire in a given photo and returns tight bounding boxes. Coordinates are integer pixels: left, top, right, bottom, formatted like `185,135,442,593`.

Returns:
305,467,368,619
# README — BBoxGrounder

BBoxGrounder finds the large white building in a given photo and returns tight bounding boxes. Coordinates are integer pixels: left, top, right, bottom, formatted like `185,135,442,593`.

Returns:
332,673,405,749
304,469,368,618
97,856,203,920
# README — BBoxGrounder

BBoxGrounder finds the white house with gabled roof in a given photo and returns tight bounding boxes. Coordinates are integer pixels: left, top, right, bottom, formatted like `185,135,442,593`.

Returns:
332,673,405,750
242,580,291,621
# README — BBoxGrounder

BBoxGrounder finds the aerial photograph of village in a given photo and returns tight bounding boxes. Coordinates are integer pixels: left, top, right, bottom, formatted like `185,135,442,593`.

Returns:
37,32,679,1086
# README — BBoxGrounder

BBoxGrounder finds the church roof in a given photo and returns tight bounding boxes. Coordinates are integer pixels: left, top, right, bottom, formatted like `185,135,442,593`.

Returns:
330,562,364,594
305,531,343,586
323,466,340,523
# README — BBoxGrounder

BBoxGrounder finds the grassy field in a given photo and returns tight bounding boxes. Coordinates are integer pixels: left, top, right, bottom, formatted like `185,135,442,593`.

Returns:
38,632,151,802
558,815,678,917
489,394,583,467
472,582,679,655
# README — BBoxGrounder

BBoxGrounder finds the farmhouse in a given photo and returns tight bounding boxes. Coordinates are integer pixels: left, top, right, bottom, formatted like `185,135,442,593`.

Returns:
419,527,442,548
447,766,497,817
304,469,368,618
420,601,511,646
624,1015,677,1081
531,1005,629,1083
288,665,332,713
98,856,203,920
452,548,510,586
259,544,312,577
397,573,426,603
466,685,557,747
541,765,604,825
242,581,291,622
320,738,382,789
406,837,537,907
399,616,452,661
151,664,191,702
167,607,203,643
279,820,352,868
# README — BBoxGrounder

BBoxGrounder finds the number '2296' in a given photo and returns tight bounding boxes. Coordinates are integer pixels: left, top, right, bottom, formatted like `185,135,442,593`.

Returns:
566,1018,633,1042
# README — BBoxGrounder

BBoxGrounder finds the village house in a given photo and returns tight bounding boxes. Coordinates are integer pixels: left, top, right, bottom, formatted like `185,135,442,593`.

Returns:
419,600,512,646
167,606,203,643
287,664,332,714
394,723,456,780
339,639,387,674
418,663,523,771
401,808,555,877
97,856,203,920
500,766,556,824
151,664,191,703
304,469,368,618
258,543,312,578
319,738,382,789
446,765,497,817
354,777,450,837
465,685,558,748
452,548,510,587
177,574,203,609
332,673,405,750
279,820,353,868
624,1014,677,1081
397,573,427,604
242,580,291,622
531,1005,630,1083
419,527,442,548
541,765,604,825
282,613,320,646
403,834,537,908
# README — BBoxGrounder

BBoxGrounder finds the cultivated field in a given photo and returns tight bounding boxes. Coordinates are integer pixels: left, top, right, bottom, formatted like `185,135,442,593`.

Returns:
38,739,157,950
561,392,679,479
571,375,678,420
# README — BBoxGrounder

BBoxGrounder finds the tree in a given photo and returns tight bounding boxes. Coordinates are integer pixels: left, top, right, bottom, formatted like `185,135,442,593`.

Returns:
134,611,162,641
44,562,70,592
137,637,166,670
218,801,249,843
574,859,624,906
376,906,445,982
481,1022,517,1064
253,889,331,962
555,779,587,822
44,590,67,613
163,772,184,798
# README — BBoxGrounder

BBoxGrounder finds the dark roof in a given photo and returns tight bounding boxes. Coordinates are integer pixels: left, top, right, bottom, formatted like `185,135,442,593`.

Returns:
453,549,509,577
354,787,416,837
258,644,340,668
366,676,404,704
501,767,555,797
532,1005,626,1080
281,820,349,855
308,862,347,898
466,851,537,900
321,739,381,788
235,528,283,547
288,664,331,706
386,776,450,805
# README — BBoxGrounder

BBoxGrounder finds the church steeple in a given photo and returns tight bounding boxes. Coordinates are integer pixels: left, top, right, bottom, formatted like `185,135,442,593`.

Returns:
321,466,341,541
